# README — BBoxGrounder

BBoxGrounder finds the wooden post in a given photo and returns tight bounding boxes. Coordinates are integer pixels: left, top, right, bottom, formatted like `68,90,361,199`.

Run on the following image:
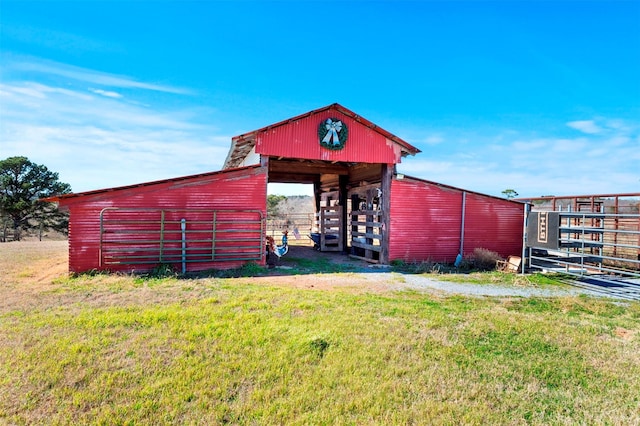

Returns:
313,180,321,215
365,189,373,260
351,193,360,254
380,164,393,264
339,175,348,254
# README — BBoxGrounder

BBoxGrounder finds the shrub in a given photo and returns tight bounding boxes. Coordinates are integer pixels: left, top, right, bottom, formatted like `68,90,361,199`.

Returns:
470,248,503,271
148,263,179,278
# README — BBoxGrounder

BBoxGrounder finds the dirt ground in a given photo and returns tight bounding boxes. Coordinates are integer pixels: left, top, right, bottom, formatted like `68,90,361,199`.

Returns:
280,241,374,267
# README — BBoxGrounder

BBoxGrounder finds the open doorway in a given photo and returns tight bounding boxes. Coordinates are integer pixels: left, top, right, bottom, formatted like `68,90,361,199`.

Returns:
265,160,391,263
266,183,315,246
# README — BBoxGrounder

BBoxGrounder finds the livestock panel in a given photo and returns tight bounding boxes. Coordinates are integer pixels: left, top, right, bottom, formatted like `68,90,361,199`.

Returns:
99,208,263,272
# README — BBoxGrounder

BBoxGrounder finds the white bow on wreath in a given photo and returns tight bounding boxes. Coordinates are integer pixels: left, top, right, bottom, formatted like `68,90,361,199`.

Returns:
322,118,343,146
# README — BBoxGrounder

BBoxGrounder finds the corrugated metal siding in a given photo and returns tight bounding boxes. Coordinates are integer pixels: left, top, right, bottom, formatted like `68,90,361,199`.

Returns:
463,192,524,258
63,167,267,273
68,204,102,274
389,177,524,263
389,179,463,262
256,109,403,164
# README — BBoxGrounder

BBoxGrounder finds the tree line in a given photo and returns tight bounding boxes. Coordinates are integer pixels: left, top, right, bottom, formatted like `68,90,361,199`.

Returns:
0,156,71,241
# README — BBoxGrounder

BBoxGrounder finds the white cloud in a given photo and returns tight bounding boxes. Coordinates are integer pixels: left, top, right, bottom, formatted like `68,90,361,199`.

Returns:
399,122,639,198
5,54,191,95
0,77,230,193
567,120,602,134
2,55,638,199
3,25,118,55
90,88,123,99
423,135,444,145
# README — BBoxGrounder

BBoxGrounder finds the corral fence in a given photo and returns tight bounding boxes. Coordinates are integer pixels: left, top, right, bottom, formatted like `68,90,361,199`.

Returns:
526,208,640,300
266,213,315,243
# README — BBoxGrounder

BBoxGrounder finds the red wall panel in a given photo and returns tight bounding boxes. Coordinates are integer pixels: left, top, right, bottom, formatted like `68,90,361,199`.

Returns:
462,192,524,258
389,177,524,263
389,178,463,262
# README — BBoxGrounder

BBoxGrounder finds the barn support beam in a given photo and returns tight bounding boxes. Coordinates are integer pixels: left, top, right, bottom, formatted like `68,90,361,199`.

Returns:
458,191,466,264
313,180,321,213
380,164,393,264
339,174,349,255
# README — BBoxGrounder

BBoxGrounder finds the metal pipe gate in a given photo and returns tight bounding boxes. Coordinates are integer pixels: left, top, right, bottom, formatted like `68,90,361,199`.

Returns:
99,208,264,270
526,209,640,300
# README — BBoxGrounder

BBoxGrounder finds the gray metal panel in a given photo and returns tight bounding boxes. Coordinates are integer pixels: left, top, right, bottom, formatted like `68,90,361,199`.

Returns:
526,212,560,249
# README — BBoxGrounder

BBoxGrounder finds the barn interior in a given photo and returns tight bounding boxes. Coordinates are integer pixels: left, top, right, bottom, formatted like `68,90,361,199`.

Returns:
224,135,399,263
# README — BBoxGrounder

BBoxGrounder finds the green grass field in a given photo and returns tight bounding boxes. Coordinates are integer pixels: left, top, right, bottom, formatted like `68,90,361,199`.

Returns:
1,242,639,424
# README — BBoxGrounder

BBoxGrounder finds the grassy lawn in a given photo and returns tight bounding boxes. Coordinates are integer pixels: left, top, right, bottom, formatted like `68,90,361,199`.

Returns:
1,242,639,424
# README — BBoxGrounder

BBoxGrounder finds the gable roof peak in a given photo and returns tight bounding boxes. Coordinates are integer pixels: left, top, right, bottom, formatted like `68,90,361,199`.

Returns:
224,103,420,169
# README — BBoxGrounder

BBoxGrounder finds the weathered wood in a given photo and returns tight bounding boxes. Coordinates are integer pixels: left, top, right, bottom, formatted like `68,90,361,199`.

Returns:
317,205,343,252
351,240,381,252
268,172,317,184
339,175,348,254
269,160,349,175
350,221,382,228
380,164,392,264
350,210,382,216
352,231,382,240
348,164,383,187
348,183,381,197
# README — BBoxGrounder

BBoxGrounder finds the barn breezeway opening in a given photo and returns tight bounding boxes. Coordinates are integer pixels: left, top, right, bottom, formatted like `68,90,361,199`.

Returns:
266,183,315,248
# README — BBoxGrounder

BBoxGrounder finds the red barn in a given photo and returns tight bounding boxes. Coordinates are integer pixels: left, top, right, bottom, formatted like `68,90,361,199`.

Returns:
49,103,525,273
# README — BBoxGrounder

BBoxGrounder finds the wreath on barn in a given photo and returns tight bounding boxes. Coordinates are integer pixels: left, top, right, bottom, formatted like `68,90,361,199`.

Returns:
318,118,348,150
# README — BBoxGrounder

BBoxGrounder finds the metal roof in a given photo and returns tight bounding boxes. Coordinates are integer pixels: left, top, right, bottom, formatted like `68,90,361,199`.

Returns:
43,165,263,204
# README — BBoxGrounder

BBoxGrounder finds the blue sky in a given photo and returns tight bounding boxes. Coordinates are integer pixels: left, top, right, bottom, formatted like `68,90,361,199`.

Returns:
1,0,639,198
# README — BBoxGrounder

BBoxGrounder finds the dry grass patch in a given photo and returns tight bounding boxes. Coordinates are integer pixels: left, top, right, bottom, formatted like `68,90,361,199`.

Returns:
0,240,68,284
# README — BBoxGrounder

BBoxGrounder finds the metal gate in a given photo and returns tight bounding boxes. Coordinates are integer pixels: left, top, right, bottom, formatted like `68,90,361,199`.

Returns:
526,210,640,300
99,208,264,272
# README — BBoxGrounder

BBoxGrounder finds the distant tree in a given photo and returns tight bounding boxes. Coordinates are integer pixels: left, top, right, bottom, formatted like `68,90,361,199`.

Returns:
0,156,71,241
501,189,519,200
267,194,287,217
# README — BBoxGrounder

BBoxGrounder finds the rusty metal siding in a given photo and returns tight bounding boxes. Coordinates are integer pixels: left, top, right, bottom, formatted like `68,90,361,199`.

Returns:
255,109,402,164
389,177,524,263
389,178,463,262
463,193,524,258
63,167,267,273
